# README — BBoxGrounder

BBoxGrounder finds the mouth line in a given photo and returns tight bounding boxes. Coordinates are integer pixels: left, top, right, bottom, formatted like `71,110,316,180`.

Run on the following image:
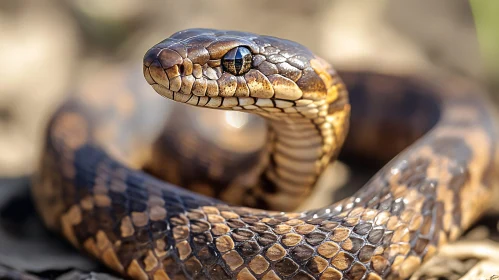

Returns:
152,83,247,109
151,83,302,113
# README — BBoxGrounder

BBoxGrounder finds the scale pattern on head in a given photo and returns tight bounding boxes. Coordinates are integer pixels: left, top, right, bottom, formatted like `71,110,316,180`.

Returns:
143,28,350,212
143,28,343,111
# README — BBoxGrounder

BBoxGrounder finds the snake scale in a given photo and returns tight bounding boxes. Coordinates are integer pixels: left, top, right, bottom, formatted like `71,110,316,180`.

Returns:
32,29,499,279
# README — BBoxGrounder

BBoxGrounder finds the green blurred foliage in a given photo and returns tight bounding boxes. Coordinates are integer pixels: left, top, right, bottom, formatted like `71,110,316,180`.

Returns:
470,0,499,80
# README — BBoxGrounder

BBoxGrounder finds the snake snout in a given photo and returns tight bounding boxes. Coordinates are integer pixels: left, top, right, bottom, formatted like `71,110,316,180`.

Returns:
143,46,187,100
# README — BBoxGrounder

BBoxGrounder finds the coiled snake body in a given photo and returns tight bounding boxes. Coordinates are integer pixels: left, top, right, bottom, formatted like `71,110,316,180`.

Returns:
33,29,499,279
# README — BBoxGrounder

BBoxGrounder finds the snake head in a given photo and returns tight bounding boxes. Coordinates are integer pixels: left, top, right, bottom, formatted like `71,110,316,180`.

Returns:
143,28,346,111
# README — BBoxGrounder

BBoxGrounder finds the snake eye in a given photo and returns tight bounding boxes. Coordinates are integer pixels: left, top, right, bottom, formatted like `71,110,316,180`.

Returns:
222,46,252,75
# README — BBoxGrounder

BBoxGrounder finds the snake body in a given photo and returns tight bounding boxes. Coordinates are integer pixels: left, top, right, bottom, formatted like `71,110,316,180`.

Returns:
33,29,499,279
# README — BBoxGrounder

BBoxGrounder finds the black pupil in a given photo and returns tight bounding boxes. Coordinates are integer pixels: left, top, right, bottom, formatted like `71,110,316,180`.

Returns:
233,48,248,73
222,47,252,75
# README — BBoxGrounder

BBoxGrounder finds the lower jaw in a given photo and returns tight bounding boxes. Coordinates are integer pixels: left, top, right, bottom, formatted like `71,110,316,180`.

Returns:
151,83,250,110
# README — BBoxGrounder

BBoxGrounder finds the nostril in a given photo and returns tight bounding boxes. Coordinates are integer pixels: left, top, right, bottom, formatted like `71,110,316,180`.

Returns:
179,64,185,75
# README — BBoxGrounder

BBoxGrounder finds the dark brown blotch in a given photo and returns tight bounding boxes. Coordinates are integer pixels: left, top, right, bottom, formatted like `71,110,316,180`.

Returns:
135,227,151,244
380,232,393,247
150,220,167,238
275,258,299,277
238,240,261,257
184,256,203,277
358,245,375,262
305,218,324,225
227,219,246,229
209,264,231,280
258,232,278,246
197,246,218,266
232,228,255,242
353,223,372,236
367,228,384,244
305,232,326,246
290,244,314,262
251,223,270,233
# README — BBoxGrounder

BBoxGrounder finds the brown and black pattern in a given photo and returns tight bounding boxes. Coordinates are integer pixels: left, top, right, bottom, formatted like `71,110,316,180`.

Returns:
32,29,499,279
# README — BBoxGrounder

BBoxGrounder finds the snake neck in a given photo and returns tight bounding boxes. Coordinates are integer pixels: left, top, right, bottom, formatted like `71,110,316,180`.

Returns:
242,102,350,211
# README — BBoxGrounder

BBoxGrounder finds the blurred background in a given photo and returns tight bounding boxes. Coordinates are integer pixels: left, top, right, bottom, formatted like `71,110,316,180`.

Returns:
0,0,498,279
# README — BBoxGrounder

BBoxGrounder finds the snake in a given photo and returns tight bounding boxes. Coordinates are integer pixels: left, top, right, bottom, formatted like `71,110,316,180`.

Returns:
32,28,499,280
